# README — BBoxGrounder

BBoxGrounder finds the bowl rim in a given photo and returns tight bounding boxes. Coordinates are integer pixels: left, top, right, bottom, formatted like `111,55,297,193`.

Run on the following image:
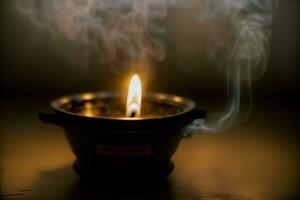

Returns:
50,91,196,121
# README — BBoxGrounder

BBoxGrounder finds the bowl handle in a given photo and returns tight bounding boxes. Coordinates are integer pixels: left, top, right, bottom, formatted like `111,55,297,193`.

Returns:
182,107,206,138
39,112,63,126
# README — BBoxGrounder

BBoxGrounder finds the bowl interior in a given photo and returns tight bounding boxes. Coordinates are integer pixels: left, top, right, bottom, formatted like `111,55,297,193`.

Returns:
50,92,195,120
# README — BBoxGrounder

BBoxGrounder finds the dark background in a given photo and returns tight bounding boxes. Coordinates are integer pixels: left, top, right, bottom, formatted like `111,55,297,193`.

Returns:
1,0,299,200
1,0,299,99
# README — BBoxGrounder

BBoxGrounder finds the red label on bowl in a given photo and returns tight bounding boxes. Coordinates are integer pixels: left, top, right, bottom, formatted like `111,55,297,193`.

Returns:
96,144,152,157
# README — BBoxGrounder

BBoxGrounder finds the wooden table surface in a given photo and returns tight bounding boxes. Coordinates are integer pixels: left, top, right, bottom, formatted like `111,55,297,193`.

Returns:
1,96,299,200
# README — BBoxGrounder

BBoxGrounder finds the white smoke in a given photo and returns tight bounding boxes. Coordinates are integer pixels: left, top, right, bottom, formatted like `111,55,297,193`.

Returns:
17,0,168,72
188,0,277,133
17,0,277,133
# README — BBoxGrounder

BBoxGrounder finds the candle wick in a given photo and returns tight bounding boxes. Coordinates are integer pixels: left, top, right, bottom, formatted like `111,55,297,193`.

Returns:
130,111,136,118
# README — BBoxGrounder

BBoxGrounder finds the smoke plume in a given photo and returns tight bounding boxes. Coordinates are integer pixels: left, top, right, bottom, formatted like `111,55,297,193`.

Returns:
17,0,277,133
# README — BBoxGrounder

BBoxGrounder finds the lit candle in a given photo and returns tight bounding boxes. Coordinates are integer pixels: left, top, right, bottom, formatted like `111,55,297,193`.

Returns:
126,74,142,117
39,73,206,180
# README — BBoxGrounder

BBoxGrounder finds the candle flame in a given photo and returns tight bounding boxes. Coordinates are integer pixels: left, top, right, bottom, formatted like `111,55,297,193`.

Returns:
126,74,142,117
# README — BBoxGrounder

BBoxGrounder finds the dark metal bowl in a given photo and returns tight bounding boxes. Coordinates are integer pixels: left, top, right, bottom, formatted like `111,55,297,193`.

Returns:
39,92,205,182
